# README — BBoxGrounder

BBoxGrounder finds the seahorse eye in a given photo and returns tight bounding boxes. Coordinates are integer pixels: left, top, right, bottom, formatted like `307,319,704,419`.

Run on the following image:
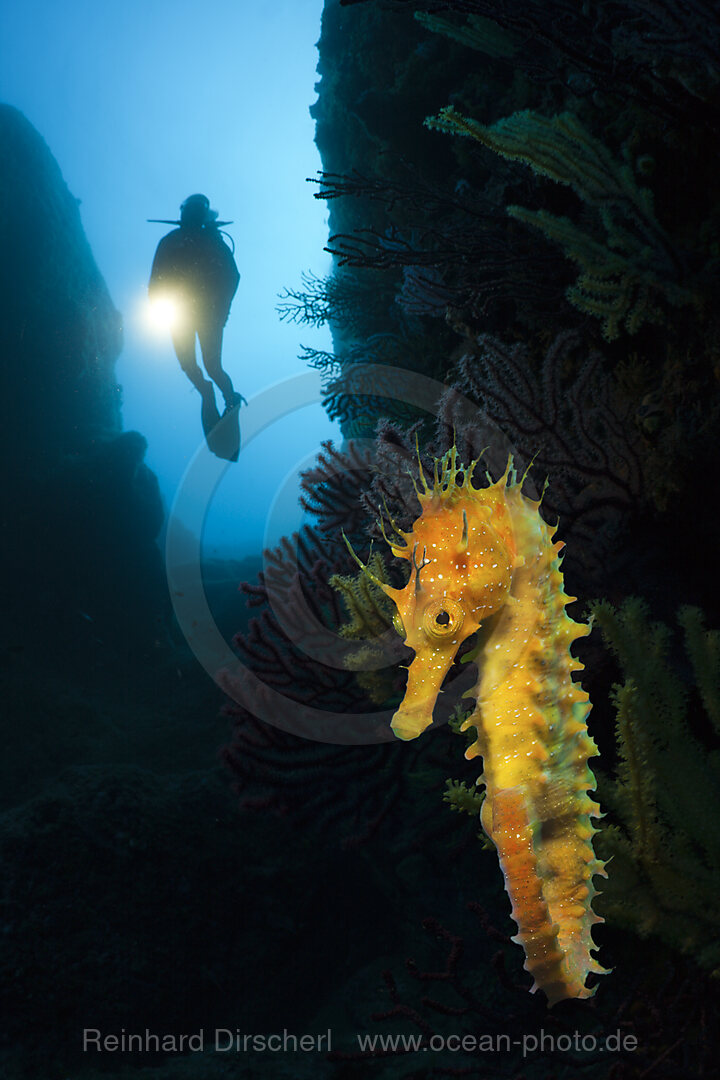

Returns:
422,598,465,639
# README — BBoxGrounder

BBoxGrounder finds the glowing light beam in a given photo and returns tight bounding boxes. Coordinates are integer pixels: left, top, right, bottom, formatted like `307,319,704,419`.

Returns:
143,294,183,335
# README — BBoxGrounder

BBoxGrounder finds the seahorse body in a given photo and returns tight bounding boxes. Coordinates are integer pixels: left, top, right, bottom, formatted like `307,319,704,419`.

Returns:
378,447,607,1005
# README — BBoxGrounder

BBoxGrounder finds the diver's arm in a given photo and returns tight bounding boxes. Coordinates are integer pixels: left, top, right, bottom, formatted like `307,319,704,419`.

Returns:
148,232,179,296
221,242,240,303
148,242,167,297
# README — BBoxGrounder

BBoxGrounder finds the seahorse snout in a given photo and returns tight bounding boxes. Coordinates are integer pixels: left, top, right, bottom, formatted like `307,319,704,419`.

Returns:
391,706,433,741
390,642,460,740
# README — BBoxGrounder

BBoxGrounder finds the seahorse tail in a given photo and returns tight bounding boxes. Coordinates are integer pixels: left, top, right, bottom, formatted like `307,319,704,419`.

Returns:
488,784,603,1005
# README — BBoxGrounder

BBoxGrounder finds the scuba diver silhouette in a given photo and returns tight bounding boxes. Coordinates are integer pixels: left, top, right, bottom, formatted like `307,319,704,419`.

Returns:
148,194,246,414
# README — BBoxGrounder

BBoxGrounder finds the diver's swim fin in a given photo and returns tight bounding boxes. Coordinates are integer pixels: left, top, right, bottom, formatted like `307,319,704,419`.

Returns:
223,392,247,413
201,394,240,462
201,391,220,437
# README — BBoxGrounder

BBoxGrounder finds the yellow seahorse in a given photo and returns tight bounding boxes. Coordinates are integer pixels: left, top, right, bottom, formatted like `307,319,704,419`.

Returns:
351,445,607,1006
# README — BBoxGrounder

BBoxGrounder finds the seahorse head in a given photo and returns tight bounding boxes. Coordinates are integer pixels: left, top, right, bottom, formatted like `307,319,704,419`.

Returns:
381,447,517,740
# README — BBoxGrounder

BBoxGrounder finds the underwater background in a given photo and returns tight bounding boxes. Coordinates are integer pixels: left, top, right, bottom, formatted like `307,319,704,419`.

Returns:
2,0,720,1077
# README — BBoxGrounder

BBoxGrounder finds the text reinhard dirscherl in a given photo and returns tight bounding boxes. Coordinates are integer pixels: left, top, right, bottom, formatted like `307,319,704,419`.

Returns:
82,1028,639,1058
83,1029,332,1053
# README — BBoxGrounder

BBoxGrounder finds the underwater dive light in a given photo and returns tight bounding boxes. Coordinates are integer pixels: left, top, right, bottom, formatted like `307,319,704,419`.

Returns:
144,293,183,334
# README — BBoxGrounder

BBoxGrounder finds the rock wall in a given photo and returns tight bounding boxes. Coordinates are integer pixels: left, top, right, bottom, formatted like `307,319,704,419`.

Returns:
0,104,166,655
0,104,123,493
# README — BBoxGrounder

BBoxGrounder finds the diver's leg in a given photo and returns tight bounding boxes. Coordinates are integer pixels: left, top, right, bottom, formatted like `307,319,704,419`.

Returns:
171,325,214,397
198,320,236,407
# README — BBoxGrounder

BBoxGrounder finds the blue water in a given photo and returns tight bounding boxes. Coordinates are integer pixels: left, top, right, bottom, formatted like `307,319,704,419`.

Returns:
1,0,340,558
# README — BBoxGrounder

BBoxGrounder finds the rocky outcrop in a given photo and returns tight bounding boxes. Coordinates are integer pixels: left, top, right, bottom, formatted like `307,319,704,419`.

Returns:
0,105,123,491
0,105,165,655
